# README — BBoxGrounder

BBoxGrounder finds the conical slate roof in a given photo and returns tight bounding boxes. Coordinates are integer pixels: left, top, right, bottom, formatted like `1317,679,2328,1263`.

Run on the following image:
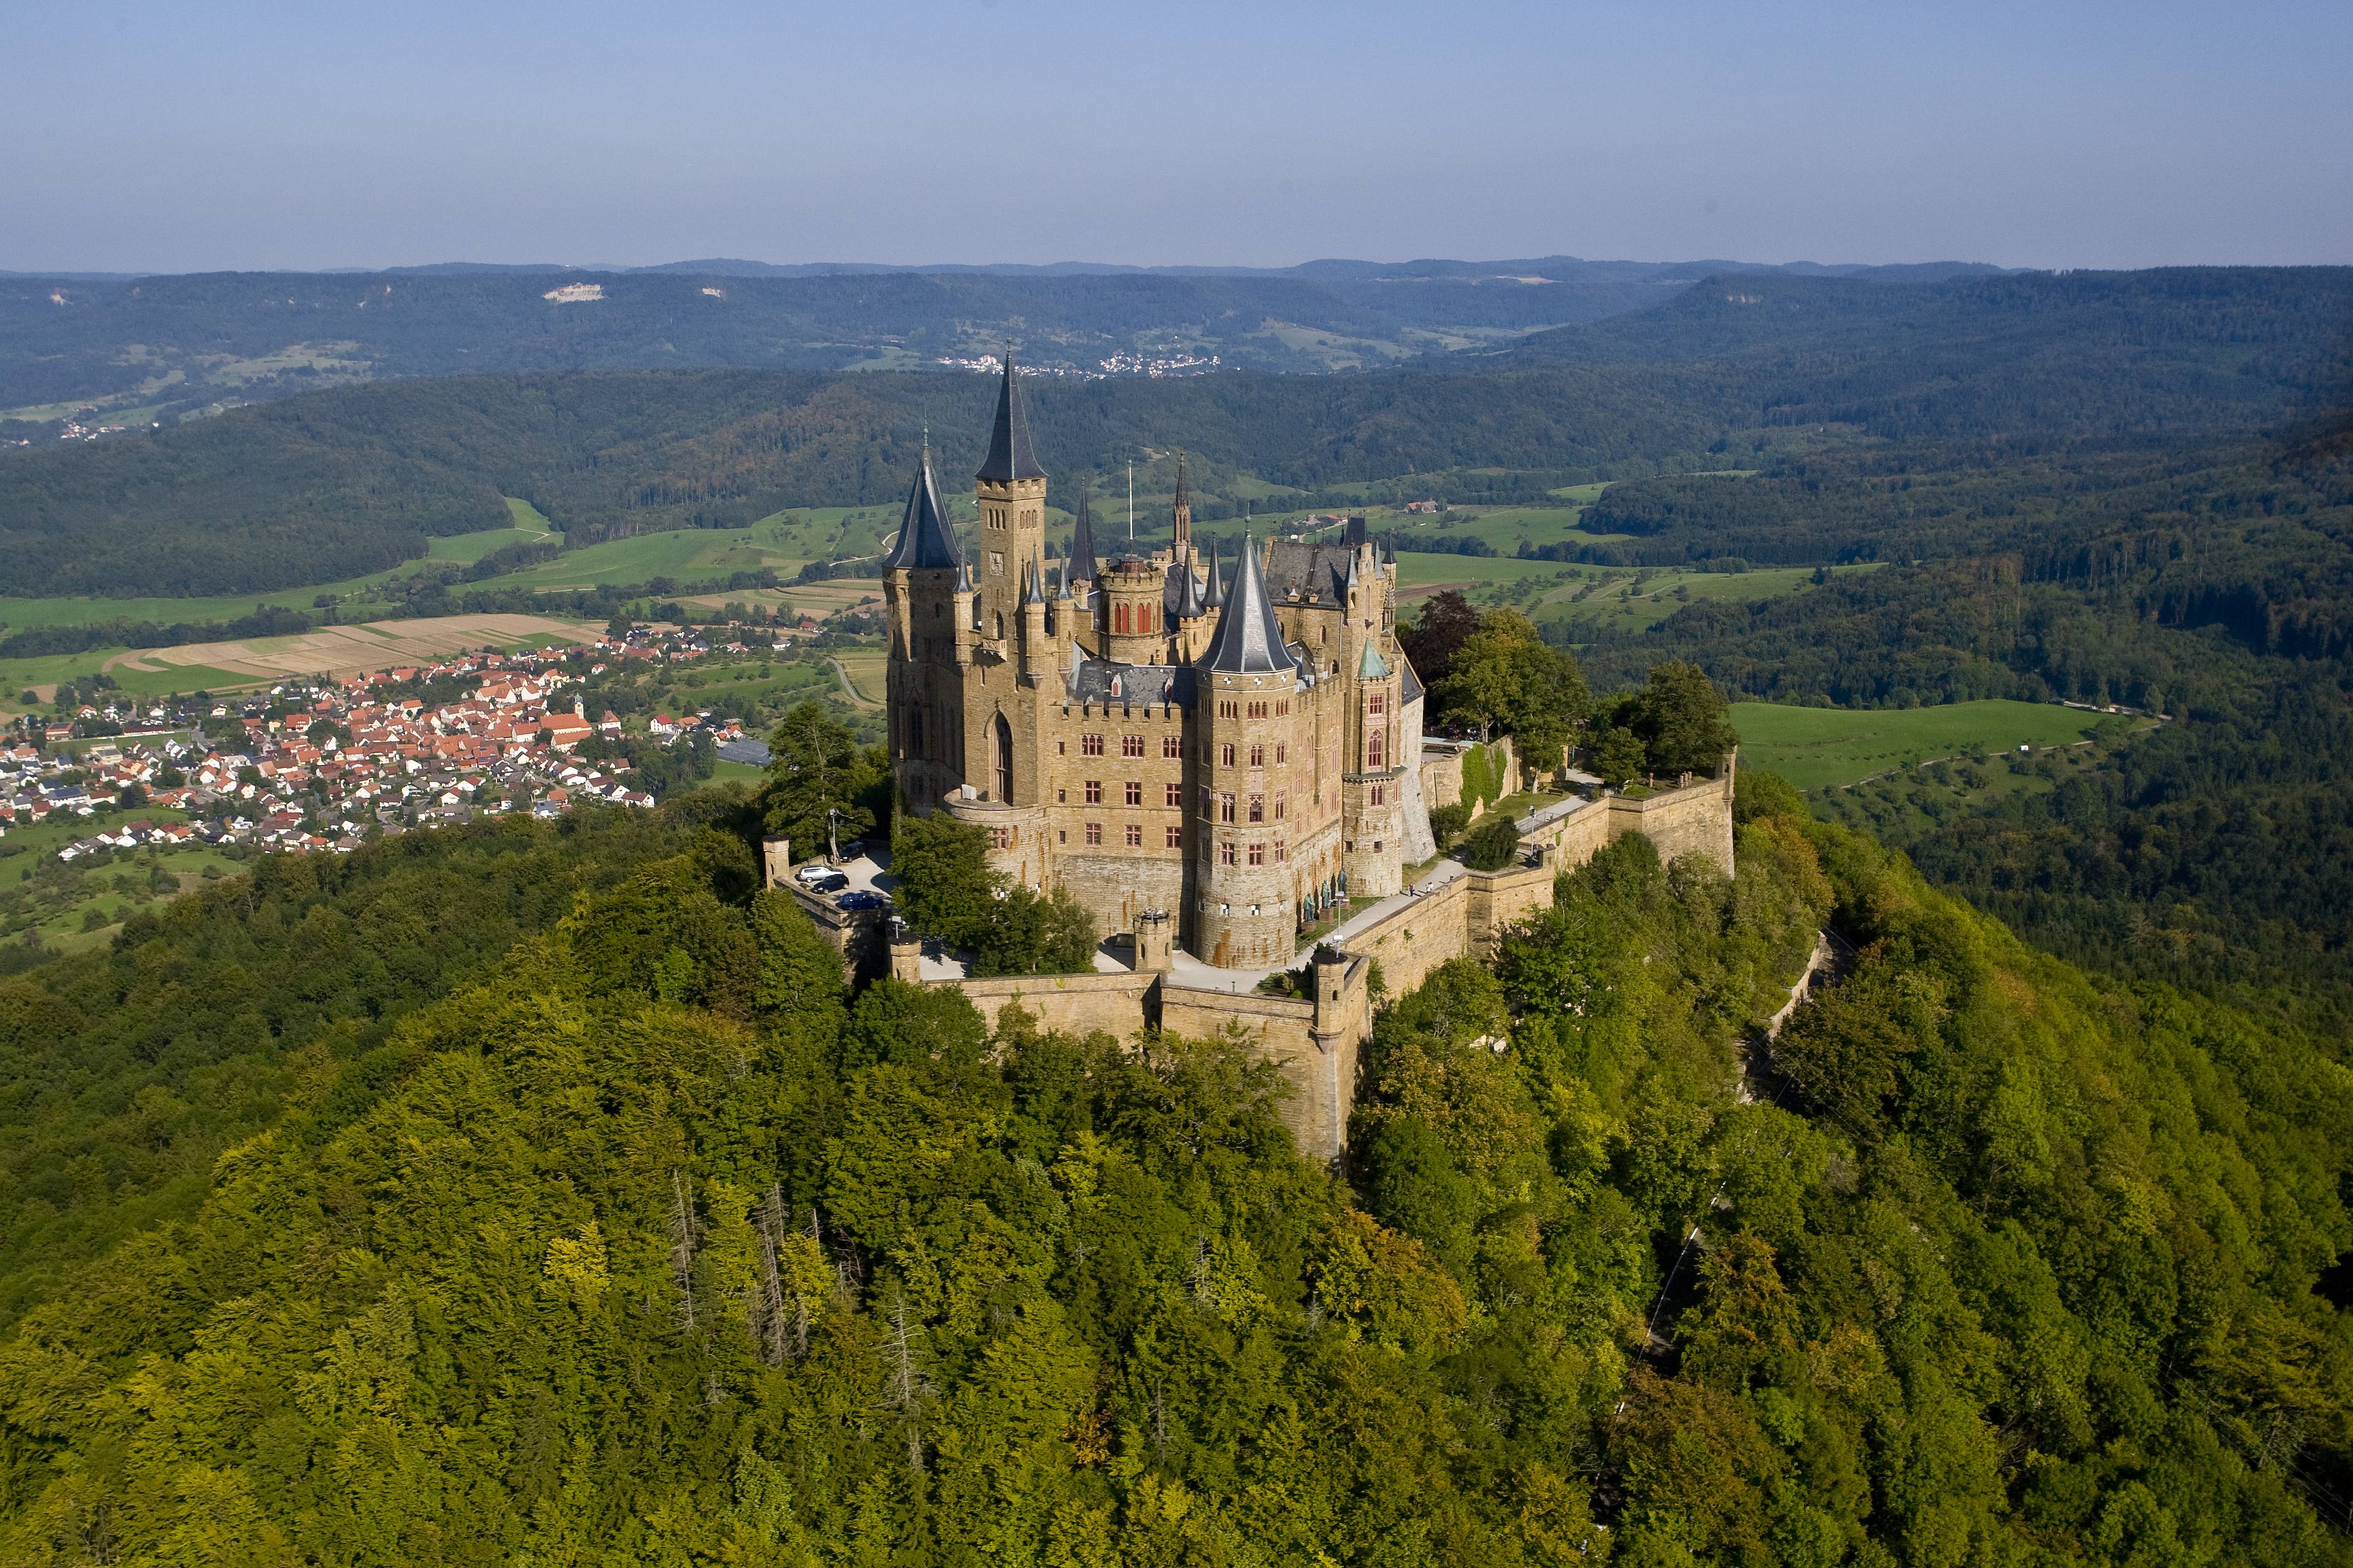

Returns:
1200,534,1297,676
1173,556,1207,620
1069,486,1098,582
974,352,1045,483
1022,553,1046,605
1202,535,1224,609
883,449,961,570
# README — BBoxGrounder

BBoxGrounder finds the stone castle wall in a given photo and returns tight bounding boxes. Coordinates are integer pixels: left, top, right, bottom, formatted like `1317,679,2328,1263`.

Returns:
906,759,1738,1163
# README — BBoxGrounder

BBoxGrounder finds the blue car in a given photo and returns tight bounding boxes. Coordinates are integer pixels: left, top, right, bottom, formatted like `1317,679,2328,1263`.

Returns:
837,889,889,911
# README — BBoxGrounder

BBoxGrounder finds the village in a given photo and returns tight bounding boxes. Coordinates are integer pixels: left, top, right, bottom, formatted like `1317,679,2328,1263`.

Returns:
7,623,767,866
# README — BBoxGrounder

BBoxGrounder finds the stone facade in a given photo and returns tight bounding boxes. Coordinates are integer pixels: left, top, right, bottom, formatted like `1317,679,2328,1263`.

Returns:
883,359,1432,970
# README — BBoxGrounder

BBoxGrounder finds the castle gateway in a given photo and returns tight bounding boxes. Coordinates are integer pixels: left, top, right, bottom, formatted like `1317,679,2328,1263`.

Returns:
883,356,1436,969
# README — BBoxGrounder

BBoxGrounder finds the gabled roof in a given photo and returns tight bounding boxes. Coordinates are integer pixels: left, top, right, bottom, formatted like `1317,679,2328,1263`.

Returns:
974,352,1046,483
1069,486,1098,582
883,449,961,570
1200,534,1298,677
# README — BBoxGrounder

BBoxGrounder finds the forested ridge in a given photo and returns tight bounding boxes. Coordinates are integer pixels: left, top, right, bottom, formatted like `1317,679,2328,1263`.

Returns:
1566,435,2353,1026
1,776,2351,1562
1,265,2343,598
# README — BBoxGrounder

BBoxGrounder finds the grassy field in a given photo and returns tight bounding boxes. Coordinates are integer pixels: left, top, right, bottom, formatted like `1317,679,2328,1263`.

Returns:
0,807,253,952
1731,700,2124,791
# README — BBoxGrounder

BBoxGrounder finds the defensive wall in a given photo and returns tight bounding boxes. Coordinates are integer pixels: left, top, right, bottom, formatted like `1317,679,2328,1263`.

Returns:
775,757,1737,1164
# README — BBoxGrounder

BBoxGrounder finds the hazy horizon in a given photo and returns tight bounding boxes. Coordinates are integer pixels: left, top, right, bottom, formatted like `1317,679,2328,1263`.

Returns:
7,0,2350,275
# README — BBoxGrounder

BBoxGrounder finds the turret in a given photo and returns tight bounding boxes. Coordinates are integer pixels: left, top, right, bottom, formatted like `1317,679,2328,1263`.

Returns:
1193,534,1301,969
1102,555,1166,665
1020,553,1051,681
1069,486,1099,587
880,446,966,812
974,350,1047,649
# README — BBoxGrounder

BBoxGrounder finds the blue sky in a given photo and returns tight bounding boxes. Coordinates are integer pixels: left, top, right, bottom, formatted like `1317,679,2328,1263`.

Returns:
7,0,2349,272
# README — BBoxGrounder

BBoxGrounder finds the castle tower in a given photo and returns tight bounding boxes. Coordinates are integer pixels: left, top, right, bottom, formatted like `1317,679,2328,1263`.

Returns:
1342,632,1406,897
1194,534,1302,969
1101,555,1167,665
880,447,966,811
973,352,1047,649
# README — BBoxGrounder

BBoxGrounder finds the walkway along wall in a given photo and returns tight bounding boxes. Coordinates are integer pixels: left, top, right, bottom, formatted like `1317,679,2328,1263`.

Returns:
911,758,1737,1163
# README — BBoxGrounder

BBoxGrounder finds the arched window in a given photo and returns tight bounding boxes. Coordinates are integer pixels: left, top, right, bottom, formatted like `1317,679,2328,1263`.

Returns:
1368,732,1385,769
1116,603,1130,633
993,713,1014,803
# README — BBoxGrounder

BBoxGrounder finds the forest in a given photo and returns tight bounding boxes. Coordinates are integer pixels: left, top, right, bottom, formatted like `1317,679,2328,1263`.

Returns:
2,265,2345,597
2,762,2351,1562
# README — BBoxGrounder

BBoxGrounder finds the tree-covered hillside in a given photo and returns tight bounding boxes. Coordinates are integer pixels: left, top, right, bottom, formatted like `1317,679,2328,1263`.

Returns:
4,264,2346,599
1,779,2349,1562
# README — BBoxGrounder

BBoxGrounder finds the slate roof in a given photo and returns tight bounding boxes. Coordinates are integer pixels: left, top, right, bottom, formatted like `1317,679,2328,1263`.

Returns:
1202,535,1225,609
1400,653,1426,704
1201,534,1299,677
882,450,962,570
974,353,1046,483
1069,486,1098,582
1263,539,1358,604
1067,658,1196,708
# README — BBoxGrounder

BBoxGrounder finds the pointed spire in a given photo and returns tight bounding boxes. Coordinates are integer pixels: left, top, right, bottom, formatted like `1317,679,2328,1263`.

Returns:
1055,559,1072,601
975,348,1045,483
1023,553,1046,606
1358,638,1390,680
1203,534,1224,609
1175,556,1207,620
1202,534,1297,676
955,557,975,594
883,448,961,570
1173,450,1191,510
1069,485,1098,583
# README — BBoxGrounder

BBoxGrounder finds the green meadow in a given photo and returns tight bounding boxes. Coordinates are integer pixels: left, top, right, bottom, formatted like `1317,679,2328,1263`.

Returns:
1730,699,2120,791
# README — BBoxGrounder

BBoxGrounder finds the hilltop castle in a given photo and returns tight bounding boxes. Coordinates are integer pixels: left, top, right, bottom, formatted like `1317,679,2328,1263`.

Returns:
883,357,1436,969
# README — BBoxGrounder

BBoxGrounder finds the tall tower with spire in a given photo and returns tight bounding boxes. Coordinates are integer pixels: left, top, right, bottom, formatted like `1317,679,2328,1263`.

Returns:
973,351,1047,648
880,442,968,812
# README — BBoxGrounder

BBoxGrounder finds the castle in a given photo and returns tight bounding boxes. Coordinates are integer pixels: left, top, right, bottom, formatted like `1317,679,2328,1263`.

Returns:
883,355,1435,970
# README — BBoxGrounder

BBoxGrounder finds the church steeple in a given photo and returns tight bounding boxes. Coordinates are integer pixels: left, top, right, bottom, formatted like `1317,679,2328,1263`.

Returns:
975,349,1044,483
1170,450,1192,558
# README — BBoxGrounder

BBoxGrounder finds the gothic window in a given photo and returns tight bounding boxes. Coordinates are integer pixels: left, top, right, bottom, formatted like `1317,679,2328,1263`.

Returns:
1086,822,1102,844
1123,734,1144,757
1085,779,1102,803
1221,743,1235,766
1162,735,1181,759
1218,700,1238,719
1082,733,1104,756
1166,783,1183,807
1372,783,1386,805
1248,701,1267,719
992,714,1013,802
1141,604,1156,632
1126,823,1143,846
1220,841,1237,867
1368,733,1385,769
1275,791,1286,820
1248,794,1264,822
1249,743,1264,767
1124,781,1142,805
1275,742,1287,764
1116,603,1130,633
1220,793,1236,823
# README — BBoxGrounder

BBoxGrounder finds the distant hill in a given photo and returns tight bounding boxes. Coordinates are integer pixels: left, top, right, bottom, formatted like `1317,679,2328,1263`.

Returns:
0,255,2022,431
0,265,2342,600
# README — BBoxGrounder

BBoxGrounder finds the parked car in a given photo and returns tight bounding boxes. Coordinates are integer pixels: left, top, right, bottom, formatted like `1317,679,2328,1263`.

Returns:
793,863,837,886
804,871,850,895
837,889,889,911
